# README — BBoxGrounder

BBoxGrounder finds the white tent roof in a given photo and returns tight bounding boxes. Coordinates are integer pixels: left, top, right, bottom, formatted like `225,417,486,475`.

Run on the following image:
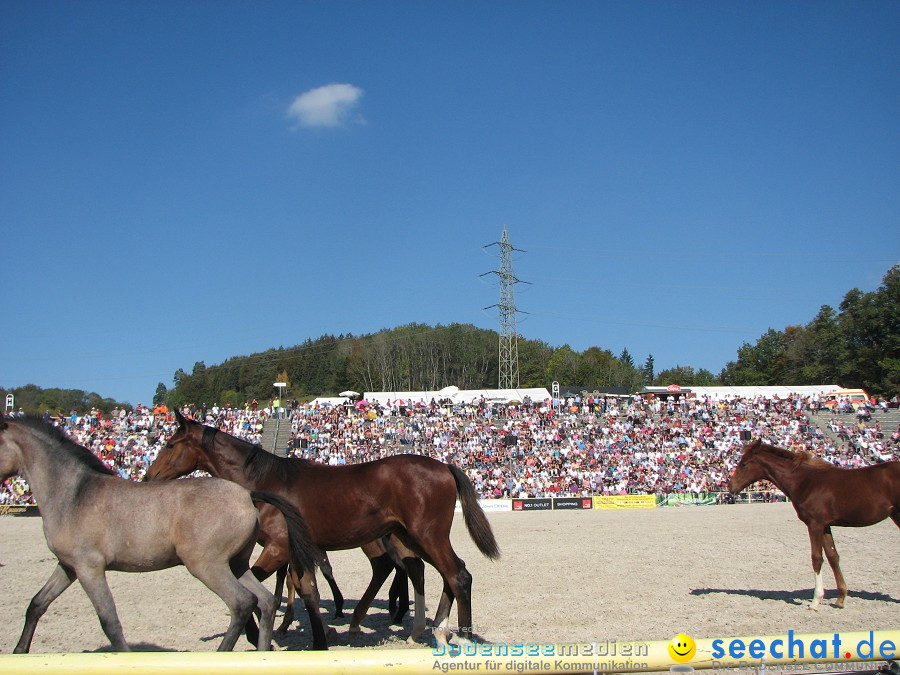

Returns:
309,396,349,407
363,387,552,405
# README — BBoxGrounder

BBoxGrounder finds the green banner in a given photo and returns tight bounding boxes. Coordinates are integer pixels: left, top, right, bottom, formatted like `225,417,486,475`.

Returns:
656,493,720,507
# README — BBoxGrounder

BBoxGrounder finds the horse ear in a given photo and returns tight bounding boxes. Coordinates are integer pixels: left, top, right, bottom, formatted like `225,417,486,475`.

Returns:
0,409,6,431
748,438,761,450
175,408,188,428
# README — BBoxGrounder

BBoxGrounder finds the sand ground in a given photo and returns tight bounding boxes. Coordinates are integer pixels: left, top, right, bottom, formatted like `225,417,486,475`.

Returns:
0,502,897,654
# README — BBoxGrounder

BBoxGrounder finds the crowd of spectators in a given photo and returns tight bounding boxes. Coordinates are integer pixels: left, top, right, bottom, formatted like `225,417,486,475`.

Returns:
2,392,898,506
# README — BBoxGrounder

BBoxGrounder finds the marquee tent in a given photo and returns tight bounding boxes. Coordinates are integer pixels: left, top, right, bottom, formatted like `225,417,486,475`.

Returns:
363,387,552,406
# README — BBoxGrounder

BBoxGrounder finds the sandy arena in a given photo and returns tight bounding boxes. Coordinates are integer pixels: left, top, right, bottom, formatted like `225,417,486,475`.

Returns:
0,502,897,654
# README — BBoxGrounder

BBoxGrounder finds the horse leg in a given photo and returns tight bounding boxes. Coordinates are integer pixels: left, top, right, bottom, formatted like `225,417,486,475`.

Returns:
247,547,288,646
433,552,473,645
394,529,470,646
238,569,276,650
891,513,900,529
384,534,414,625
290,566,331,650
403,555,427,643
273,565,287,605
75,565,130,651
807,524,825,610
319,551,345,618
14,563,77,654
190,561,259,651
822,528,848,609
389,563,410,624
348,552,395,636
431,580,455,647
276,567,296,635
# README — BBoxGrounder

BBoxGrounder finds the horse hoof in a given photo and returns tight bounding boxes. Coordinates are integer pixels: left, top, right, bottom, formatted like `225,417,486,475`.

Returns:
348,625,361,636
326,627,338,639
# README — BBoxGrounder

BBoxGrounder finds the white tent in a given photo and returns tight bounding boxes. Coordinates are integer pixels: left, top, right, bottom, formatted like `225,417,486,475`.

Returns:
309,396,350,407
363,387,552,406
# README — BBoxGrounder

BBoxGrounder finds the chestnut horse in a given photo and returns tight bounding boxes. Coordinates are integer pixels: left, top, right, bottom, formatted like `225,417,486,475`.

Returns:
0,412,315,652
728,439,900,608
146,410,499,648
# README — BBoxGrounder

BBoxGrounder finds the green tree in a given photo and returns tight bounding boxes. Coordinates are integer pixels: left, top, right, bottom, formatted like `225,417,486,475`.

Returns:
654,365,696,386
642,355,655,385
153,383,167,406
545,345,580,385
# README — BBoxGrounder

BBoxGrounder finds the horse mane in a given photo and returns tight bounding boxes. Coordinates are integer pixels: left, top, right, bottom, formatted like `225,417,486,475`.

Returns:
242,438,312,483
15,415,117,476
756,442,832,468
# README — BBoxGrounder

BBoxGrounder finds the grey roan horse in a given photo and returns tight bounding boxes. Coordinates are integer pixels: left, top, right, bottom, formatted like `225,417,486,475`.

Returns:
0,412,317,652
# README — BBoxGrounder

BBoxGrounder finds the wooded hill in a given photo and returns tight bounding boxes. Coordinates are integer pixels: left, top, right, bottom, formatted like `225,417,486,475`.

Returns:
4,265,896,414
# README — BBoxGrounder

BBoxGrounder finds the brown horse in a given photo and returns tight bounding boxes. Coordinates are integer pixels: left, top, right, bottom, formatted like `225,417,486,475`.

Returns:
146,410,497,648
146,414,424,647
728,439,900,608
0,412,315,652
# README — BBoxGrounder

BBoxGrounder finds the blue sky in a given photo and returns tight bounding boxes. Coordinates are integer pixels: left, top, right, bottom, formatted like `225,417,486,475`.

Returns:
2,1,898,406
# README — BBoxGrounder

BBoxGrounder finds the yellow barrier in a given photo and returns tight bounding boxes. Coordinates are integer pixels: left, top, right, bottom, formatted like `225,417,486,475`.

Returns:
0,630,895,674
593,495,656,509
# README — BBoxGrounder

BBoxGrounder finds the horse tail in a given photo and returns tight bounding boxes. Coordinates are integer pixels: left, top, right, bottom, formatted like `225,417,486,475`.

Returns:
250,490,318,575
449,464,500,560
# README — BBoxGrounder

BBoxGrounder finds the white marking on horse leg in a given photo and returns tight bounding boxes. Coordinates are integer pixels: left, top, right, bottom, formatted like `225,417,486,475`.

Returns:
407,589,426,642
809,570,823,610
433,616,450,646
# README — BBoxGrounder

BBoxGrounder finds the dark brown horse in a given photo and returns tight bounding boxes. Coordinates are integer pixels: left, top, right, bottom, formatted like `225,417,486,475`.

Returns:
147,414,424,647
0,412,315,652
146,410,498,648
728,439,900,608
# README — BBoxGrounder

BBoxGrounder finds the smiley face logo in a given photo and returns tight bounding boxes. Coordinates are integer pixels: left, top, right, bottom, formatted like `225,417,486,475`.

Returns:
668,633,696,663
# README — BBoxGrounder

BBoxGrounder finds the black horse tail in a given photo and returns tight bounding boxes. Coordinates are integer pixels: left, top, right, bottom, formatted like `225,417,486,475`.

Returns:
250,491,318,575
449,464,500,560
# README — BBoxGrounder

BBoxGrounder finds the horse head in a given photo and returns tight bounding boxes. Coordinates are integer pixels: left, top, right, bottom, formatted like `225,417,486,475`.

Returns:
727,438,765,494
144,409,206,481
0,410,20,481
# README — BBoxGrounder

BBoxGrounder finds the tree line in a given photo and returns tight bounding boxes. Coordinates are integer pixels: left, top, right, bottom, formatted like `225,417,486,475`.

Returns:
719,264,898,395
4,265,896,414
162,323,652,409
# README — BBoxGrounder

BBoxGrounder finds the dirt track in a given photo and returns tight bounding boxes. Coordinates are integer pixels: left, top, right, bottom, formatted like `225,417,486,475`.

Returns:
0,502,897,653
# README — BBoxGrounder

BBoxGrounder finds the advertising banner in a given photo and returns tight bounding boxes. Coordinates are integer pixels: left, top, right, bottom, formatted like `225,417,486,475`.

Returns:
0,504,41,517
479,499,512,512
511,498,552,511
552,497,593,510
592,495,656,510
656,493,719,507
455,500,512,513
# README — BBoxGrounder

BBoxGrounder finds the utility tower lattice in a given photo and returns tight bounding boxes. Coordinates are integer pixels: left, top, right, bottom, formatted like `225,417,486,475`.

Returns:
481,226,528,389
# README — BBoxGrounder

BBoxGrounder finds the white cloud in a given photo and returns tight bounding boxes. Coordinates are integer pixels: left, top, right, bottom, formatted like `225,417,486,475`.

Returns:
286,83,365,128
